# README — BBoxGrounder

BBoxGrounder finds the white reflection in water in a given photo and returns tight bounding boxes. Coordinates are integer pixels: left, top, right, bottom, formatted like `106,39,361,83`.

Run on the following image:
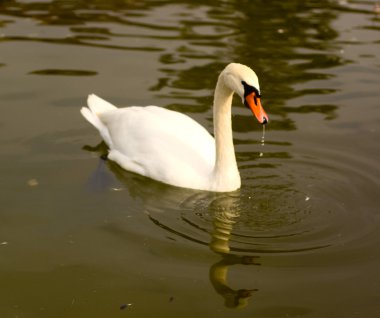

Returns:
208,193,259,308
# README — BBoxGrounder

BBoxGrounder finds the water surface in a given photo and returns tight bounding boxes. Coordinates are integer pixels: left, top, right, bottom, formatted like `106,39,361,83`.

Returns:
1,0,380,317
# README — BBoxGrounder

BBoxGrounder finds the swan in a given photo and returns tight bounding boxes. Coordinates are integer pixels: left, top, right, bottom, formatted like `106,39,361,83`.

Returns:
80,63,268,192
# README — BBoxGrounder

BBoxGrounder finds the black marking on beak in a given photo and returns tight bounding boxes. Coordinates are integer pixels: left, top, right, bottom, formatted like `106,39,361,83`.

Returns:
242,80,261,99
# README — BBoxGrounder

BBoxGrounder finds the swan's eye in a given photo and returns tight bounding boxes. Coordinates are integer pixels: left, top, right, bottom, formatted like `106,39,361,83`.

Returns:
241,81,261,98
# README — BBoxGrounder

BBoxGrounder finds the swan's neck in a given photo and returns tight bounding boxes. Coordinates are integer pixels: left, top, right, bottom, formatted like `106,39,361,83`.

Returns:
212,78,240,191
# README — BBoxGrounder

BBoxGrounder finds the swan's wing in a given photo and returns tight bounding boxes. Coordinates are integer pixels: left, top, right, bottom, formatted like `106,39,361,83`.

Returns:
99,106,216,188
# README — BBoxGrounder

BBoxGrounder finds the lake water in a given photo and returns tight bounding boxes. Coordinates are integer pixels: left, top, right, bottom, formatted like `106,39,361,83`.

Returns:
1,0,380,317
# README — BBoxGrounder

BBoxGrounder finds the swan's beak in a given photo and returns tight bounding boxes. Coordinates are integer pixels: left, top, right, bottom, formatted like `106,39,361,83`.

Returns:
245,92,268,125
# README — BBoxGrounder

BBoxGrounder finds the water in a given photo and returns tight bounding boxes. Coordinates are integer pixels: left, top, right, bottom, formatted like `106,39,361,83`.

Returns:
1,0,380,317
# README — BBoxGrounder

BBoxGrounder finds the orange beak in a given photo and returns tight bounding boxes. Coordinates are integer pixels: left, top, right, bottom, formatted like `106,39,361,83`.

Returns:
245,92,268,124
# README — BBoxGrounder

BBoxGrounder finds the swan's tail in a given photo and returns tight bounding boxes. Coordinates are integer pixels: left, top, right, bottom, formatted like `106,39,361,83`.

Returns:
81,94,112,131
80,94,116,147
87,94,117,114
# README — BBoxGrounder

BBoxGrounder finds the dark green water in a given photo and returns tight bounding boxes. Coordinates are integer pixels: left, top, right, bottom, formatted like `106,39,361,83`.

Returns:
1,0,380,317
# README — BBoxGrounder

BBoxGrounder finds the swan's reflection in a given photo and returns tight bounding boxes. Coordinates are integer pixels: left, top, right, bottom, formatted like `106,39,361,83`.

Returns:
84,153,261,309
210,256,258,308
208,194,260,308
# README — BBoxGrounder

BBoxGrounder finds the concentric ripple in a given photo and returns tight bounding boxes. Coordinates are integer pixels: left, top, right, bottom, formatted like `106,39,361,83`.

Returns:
144,145,380,256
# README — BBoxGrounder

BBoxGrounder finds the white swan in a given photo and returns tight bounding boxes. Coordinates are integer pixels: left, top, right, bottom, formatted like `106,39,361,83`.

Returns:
81,63,268,192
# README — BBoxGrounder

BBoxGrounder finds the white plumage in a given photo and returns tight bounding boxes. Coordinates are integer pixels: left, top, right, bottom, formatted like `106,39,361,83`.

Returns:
81,63,268,192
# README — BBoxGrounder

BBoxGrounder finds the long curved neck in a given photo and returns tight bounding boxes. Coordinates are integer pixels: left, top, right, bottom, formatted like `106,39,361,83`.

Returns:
212,76,240,191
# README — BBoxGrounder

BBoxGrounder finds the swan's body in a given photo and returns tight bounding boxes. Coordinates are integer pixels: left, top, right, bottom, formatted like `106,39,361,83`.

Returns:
81,63,268,192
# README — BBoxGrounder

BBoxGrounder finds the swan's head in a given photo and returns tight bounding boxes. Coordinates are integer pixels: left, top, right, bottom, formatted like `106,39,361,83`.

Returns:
222,63,268,125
